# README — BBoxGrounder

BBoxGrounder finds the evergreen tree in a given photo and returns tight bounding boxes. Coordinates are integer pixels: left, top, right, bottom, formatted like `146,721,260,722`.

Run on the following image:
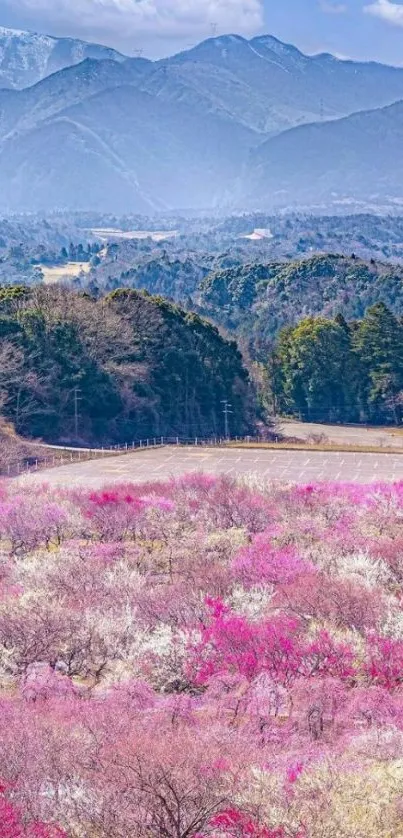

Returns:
269,304,403,425
354,303,403,423
273,316,356,422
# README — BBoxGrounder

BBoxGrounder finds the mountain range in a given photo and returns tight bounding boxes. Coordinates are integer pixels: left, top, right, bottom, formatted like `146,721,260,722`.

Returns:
0,26,403,212
246,99,403,210
0,26,125,89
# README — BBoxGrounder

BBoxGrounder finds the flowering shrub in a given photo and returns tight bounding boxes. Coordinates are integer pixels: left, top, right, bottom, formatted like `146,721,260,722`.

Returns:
0,781,67,837
0,475,402,836
204,808,306,837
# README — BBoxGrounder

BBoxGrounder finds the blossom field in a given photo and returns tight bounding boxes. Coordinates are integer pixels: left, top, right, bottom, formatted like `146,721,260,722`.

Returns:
0,475,403,837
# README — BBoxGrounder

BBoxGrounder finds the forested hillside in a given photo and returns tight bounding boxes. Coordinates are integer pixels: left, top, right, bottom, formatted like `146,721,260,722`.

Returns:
5,213,403,291
90,250,212,300
0,286,253,444
269,303,403,425
4,226,403,433
199,254,403,357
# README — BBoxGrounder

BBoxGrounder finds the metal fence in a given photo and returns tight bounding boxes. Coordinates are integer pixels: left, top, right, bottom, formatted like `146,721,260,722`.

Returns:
2,435,262,478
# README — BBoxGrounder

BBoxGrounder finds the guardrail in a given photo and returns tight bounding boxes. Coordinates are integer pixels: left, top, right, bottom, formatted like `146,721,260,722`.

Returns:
2,435,264,478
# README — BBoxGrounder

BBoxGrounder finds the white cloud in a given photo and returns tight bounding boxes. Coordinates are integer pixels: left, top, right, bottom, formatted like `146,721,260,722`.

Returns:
364,0,403,26
2,0,264,43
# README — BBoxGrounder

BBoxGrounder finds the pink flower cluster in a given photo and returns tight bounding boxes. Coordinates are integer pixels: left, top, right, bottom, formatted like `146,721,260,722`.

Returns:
0,474,402,836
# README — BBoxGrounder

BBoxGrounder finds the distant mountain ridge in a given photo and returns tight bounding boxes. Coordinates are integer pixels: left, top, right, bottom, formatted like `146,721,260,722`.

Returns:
243,99,403,209
1,26,403,211
0,26,126,89
0,76,254,213
0,57,152,139
163,34,403,135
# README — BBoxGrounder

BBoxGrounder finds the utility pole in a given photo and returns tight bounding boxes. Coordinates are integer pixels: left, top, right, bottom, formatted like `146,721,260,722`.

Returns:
134,48,144,58
210,22,218,37
320,98,324,122
222,400,233,440
74,386,81,439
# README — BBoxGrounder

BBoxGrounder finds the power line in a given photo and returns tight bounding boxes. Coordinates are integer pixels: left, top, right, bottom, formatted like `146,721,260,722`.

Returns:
74,386,82,439
221,400,233,440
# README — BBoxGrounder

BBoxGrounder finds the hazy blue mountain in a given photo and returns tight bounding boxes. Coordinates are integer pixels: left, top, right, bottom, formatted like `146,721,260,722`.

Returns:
0,84,254,213
1,29,403,212
0,57,152,139
243,99,403,209
162,34,403,135
0,26,126,89
3,26,403,132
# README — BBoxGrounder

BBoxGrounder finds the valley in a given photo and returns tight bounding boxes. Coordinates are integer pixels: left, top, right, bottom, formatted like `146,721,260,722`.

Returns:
1,19,403,838
4,211,403,444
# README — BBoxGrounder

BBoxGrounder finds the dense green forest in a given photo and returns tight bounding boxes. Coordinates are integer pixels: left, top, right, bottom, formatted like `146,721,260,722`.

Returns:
4,216,403,435
269,303,403,424
0,286,254,445
199,255,403,360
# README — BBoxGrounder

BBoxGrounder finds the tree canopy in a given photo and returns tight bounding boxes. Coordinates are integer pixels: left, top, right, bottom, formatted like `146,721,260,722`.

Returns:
270,304,403,424
0,286,254,444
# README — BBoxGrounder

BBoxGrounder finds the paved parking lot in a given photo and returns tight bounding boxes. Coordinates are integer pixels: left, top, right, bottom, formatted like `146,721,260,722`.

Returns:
278,420,403,449
19,446,403,488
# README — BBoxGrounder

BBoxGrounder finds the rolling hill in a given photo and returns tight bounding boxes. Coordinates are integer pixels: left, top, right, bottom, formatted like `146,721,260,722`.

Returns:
0,285,253,443
198,254,403,353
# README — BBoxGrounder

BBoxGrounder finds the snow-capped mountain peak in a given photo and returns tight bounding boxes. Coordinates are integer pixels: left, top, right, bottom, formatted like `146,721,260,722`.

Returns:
0,26,126,89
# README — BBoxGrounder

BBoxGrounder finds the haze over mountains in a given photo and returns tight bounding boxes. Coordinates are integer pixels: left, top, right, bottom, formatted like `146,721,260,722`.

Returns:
246,99,403,210
0,26,125,89
0,26,402,213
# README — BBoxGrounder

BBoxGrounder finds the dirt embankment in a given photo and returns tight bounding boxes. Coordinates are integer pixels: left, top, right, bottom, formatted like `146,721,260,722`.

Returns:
0,419,42,474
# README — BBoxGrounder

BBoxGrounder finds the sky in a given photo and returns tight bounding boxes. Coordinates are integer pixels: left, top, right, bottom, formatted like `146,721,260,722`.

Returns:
1,0,403,64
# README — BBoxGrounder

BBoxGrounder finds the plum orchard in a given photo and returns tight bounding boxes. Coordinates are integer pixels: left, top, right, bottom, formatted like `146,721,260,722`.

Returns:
0,475,402,837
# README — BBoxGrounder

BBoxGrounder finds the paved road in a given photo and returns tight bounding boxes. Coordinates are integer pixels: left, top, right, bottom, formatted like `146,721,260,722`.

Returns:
18,446,403,489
